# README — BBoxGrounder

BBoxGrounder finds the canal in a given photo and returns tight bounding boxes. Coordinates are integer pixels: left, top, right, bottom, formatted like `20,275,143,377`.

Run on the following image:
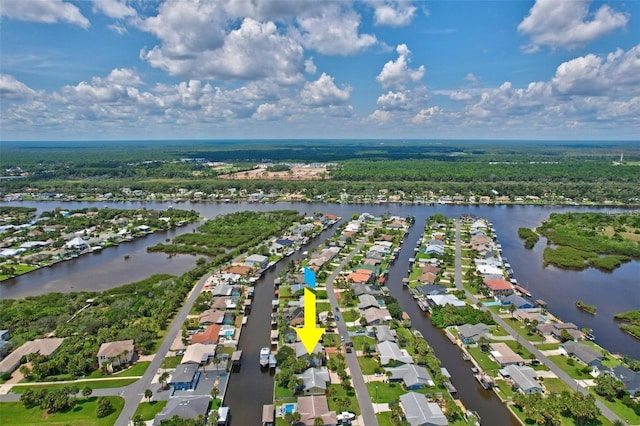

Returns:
222,220,343,425
3,201,639,358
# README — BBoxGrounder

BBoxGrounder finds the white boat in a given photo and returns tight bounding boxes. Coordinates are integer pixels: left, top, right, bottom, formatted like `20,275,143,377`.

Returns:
260,347,270,367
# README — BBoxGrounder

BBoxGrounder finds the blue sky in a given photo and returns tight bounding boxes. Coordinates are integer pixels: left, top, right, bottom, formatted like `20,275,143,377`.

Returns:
1,0,638,141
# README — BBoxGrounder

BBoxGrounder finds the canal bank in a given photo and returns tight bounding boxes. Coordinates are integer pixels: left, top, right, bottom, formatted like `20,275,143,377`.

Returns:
222,221,342,425
3,201,638,359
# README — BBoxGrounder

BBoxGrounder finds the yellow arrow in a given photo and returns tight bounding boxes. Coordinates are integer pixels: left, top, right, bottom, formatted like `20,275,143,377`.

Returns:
295,288,325,354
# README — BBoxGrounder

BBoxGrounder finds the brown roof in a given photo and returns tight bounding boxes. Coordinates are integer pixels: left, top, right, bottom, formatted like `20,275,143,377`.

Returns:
417,272,437,284
199,309,224,325
484,279,513,291
296,396,337,426
191,325,221,345
421,265,441,275
97,339,134,358
210,297,231,309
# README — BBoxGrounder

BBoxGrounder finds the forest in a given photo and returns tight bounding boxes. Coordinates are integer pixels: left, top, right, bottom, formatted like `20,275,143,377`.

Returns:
1,139,639,205
537,212,640,271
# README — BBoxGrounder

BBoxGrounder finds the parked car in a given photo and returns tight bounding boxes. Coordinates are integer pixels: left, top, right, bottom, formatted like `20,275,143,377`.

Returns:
335,315,340,321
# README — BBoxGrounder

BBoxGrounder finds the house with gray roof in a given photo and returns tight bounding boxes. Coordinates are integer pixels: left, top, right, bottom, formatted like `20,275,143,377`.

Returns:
562,341,603,366
605,366,640,396
369,325,396,342
501,365,542,394
296,367,331,395
357,294,379,310
400,392,448,426
352,283,382,297
500,294,534,309
458,323,490,345
416,284,448,296
385,364,434,389
377,341,413,365
292,342,324,367
170,363,200,391
153,396,211,425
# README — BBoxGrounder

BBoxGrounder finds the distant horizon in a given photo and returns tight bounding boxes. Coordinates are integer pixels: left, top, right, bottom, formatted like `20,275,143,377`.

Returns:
1,1,639,140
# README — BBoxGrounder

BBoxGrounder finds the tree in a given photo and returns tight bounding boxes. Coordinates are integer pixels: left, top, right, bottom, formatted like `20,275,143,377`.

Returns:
82,386,93,399
508,303,516,318
96,397,112,418
594,374,625,401
314,417,324,426
159,371,170,390
211,386,220,400
283,411,301,425
145,388,153,402
133,414,146,426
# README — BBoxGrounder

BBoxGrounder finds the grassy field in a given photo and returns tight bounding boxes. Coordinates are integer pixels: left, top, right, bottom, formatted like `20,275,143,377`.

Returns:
467,347,500,374
590,389,640,425
376,411,394,426
326,384,360,415
366,381,405,403
0,396,124,425
542,378,572,393
133,400,167,420
358,356,380,375
11,379,138,394
547,355,593,379
86,361,149,379
161,356,182,369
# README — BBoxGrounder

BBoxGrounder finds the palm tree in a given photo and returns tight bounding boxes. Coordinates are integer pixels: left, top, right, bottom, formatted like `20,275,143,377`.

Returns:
210,386,220,400
144,388,152,402
508,303,516,318
212,356,221,377
159,372,169,390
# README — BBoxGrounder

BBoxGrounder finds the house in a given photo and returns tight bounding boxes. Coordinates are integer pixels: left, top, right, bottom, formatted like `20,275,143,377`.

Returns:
296,395,338,426
385,364,434,389
295,367,331,394
346,270,372,284
199,309,225,326
458,323,490,345
352,283,382,297
377,341,413,365
490,343,524,366
417,272,438,285
501,365,542,394
416,284,448,296
500,294,533,309
0,338,65,375
562,341,603,366
191,325,221,345
244,254,268,269
65,237,89,251
153,396,210,425
605,366,640,396
369,325,396,342
262,404,275,426
97,339,134,370
361,307,392,325
357,294,379,310
292,342,324,367
181,344,216,365
170,363,200,390
424,244,445,255
426,294,465,308
400,392,448,426
484,279,514,296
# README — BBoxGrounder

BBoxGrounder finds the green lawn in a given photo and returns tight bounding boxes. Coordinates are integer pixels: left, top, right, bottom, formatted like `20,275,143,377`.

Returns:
322,333,341,348
494,379,516,401
547,355,593,379
502,340,535,360
342,309,360,322
535,343,561,351
86,361,150,379
358,356,380,375
491,325,509,336
376,411,394,426
279,285,292,298
161,356,182,369
506,320,544,342
0,396,124,425
326,384,360,415
467,347,500,374
316,302,331,313
590,389,640,425
11,379,138,394
351,335,376,351
274,385,293,400
133,400,167,421
542,378,573,393
366,381,405,403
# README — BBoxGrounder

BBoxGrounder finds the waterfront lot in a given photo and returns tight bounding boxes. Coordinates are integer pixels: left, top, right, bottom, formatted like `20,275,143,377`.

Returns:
0,397,124,425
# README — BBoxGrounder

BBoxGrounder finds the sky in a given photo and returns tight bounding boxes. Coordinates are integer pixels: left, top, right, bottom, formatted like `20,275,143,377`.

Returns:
0,0,639,141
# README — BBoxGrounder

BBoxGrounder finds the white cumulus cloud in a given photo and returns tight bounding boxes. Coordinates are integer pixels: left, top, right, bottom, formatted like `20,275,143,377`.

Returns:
304,57,317,74
91,0,137,19
0,74,41,100
376,44,425,89
300,73,351,107
518,0,628,52
294,5,377,55
253,103,286,120
0,0,90,28
368,0,417,27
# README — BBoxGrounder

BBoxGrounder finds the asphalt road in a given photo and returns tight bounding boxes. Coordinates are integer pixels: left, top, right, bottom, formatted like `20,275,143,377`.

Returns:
115,270,212,426
453,221,626,425
323,224,380,426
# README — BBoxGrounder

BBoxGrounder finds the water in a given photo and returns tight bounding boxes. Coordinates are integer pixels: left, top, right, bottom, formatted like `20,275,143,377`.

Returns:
2,200,639,424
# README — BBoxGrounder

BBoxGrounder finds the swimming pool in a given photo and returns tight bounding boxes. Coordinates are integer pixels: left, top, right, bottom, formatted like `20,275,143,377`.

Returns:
282,403,296,414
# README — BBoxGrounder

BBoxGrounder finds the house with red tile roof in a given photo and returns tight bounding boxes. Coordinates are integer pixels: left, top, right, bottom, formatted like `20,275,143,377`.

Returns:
484,278,514,296
190,324,221,345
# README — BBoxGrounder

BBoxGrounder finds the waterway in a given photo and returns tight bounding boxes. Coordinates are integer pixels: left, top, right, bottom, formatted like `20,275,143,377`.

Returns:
3,201,638,359
3,200,638,424
222,222,339,425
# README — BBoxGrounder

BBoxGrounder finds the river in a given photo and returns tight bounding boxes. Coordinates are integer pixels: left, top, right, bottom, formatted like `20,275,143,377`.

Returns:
2,201,638,358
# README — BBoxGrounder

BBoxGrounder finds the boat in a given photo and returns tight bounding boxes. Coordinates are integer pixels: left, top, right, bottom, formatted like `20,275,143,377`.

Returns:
444,381,457,393
417,300,429,312
269,354,277,368
260,347,270,367
514,285,531,297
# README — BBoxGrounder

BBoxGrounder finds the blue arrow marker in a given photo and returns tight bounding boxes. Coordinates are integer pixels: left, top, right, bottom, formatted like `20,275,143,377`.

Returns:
303,266,316,289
